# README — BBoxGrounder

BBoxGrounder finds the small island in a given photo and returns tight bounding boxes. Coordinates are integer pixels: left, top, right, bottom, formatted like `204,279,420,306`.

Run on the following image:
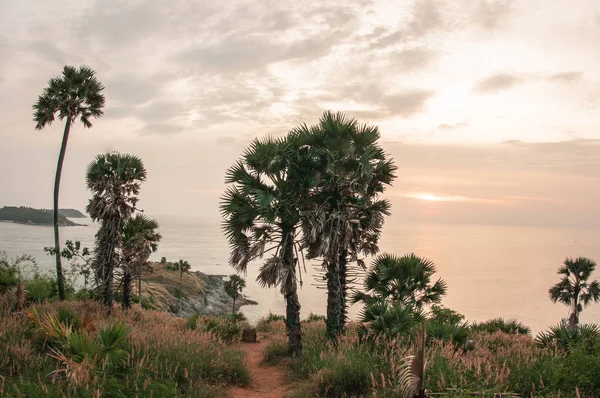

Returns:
0,206,86,226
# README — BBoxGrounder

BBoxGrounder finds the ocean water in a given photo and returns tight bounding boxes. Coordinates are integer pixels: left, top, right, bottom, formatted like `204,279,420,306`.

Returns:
1,215,599,333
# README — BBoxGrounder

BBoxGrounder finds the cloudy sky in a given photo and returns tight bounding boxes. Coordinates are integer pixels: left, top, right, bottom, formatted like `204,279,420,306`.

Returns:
1,0,600,227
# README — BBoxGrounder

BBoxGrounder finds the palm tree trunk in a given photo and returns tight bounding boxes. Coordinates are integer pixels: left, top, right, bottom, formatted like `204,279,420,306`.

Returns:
179,267,183,314
53,116,72,300
285,285,302,355
326,262,342,340
138,266,142,299
282,228,302,354
232,296,236,320
122,265,132,310
339,251,348,330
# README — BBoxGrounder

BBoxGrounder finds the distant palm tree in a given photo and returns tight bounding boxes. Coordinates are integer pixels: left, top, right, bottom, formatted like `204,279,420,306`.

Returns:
86,153,147,313
221,134,317,355
299,111,396,339
121,215,161,309
353,253,447,310
549,257,600,328
174,259,191,313
224,274,246,318
33,65,105,300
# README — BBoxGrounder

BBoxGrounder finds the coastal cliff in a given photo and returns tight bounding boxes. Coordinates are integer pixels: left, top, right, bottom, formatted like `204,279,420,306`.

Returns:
141,264,257,317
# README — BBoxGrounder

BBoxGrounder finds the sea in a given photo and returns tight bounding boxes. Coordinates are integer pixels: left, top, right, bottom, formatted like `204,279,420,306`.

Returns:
1,215,599,334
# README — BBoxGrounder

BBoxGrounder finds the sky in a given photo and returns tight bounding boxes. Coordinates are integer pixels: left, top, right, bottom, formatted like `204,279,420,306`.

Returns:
1,0,600,227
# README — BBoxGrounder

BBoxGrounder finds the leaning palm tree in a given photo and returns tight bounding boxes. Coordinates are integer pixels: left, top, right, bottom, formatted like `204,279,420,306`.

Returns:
549,257,600,328
353,253,447,310
221,134,317,355
300,111,397,339
121,214,161,309
33,65,105,300
86,153,147,313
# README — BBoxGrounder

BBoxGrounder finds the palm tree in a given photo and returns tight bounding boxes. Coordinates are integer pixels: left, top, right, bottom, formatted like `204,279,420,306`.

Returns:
121,215,161,309
86,153,147,313
33,65,105,300
300,111,397,339
549,257,600,328
353,253,447,310
174,259,191,313
224,274,246,318
221,134,317,355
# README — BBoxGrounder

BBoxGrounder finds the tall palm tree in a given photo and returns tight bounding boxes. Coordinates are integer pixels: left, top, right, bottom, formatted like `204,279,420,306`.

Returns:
221,134,317,355
549,257,600,328
300,111,397,339
33,65,105,300
174,259,191,313
121,214,161,309
86,153,147,313
224,274,246,318
352,253,447,310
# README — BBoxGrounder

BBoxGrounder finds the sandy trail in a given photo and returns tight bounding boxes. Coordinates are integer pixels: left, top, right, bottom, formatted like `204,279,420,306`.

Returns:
228,337,289,398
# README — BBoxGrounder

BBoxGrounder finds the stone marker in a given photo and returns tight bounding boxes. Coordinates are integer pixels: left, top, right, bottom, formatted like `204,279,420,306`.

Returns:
241,327,257,343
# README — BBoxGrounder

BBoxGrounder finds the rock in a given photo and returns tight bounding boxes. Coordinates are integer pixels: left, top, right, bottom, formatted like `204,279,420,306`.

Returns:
241,327,257,343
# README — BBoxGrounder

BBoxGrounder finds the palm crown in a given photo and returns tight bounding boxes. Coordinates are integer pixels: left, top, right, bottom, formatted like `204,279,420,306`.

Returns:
86,153,147,222
33,65,105,129
353,253,447,309
549,257,600,327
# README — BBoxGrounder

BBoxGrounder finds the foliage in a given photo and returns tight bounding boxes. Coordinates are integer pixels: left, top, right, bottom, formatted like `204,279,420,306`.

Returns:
305,312,326,323
1,297,249,396
426,321,470,349
224,274,246,317
549,257,600,328
535,323,600,354
352,253,447,310
45,240,94,290
256,313,286,333
358,301,424,340
429,304,465,325
471,318,531,335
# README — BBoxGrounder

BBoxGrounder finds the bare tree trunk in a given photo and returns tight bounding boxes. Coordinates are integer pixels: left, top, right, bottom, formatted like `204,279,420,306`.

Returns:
179,267,183,314
53,116,72,300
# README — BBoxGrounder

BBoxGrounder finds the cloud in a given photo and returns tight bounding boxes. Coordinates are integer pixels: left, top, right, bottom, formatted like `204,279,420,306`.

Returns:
390,47,438,70
382,90,435,116
473,73,523,93
549,71,583,84
438,122,469,130
471,0,514,31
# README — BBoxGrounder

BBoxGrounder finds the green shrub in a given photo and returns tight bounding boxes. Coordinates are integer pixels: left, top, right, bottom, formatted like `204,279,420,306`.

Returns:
305,312,326,323
552,352,600,397
536,323,600,354
186,313,201,330
262,337,288,365
426,321,469,348
57,305,83,330
429,304,465,325
471,318,531,335
256,312,286,332
24,275,56,302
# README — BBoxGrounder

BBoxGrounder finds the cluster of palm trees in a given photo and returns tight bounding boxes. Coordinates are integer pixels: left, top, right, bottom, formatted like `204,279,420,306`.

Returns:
221,111,397,354
34,66,161,312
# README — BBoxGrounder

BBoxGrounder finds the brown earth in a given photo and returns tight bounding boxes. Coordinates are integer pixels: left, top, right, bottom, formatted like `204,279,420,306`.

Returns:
228,335,290,398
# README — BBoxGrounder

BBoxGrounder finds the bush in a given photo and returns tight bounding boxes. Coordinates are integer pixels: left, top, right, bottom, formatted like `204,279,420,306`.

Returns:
536,323,600,354
471,318,531,335
429,304,465,325
305,312,326,323
256,312,286,333
552,352,600,397
24,275,56,302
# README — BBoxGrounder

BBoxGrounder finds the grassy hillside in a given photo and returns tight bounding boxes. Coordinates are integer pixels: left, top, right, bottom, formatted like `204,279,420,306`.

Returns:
58,208,86,218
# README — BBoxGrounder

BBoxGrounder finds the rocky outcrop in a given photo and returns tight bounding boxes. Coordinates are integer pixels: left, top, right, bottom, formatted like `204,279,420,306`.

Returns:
142,266,257,318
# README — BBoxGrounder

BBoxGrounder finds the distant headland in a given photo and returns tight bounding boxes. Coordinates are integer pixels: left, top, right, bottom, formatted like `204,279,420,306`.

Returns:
0,206,86,226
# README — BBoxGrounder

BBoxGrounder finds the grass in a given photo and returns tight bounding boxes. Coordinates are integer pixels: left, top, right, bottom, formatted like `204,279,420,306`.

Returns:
255,315,600,398
0,294,249,397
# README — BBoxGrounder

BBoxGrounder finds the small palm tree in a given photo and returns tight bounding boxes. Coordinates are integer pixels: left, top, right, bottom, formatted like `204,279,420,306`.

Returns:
549,257,600,328
86,153,147,313
224,274,246,319
121,215,161,309
174,259,191,313
33,65,105,300
353,253,447,309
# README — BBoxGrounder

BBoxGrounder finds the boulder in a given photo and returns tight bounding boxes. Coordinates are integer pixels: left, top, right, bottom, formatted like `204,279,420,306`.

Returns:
241,327,257,343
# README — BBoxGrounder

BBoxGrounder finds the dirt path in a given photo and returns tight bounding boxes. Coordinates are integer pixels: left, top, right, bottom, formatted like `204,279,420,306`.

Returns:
228,337,289,398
